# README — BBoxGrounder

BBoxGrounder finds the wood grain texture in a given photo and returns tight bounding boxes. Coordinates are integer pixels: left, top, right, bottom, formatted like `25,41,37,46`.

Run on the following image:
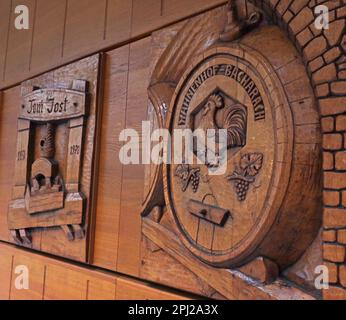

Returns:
116,37,151,277
0,0,11,82
131,0,227,37
142,218,316,300
63,0,107,60
30,0,66,73
3,55,101,262
92,46,130,271
0,245,13,300
0,87,19,241
0,0,227,90
10,254,45,300
4,0,36,86
0,242,193,300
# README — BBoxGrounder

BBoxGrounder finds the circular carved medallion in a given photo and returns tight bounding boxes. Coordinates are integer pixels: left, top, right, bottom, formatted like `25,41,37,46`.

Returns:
164,27,321,268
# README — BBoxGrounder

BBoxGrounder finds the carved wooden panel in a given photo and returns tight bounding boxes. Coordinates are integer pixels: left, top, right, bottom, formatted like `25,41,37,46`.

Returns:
141,1,321,299
7,54,102,262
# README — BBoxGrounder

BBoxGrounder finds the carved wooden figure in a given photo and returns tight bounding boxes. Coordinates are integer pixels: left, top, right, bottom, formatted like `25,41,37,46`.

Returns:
141,1,321,298
7,55,101,262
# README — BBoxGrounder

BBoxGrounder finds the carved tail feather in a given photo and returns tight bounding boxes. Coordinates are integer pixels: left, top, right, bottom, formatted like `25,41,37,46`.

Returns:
223,104,247,148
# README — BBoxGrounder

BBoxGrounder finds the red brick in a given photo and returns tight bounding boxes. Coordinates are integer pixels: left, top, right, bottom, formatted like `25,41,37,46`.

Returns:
315,83,330,97
323,229,337,242
289,7,314,34
296,27,313,47
323,191,340,206
319,98,346,116
321,117,334,133
338,230,346,244
331,81,346,95
325,20,345,46
324,207,346,228
337,6,346,18
323,244,345,262
336,115,346,131
324,47,342,64
323,152,334,170
308,56,324,72
324,261,338,283
335,152,346,170
339,70,346,80
324,286,346,300
324,172,346,189
342,190,346,207
323,208,346,228
312,63,337,85
323,133,342,150
340,265,346,288
290,0,310,14
304,36,328,61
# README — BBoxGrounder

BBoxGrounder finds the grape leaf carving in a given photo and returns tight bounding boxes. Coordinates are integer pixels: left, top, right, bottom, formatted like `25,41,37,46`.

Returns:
240,152,263,177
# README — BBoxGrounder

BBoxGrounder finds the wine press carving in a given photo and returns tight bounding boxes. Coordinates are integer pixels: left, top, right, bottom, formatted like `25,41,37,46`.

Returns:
8,80,89,245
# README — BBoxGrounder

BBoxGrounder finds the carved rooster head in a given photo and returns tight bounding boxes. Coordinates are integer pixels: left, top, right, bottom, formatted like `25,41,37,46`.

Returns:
202,94,224,116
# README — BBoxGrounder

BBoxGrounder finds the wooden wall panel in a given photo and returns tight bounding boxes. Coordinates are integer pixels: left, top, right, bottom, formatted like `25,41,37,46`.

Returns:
131,0,226,37
116,277,190,300
0,242,192,300
92,46,130,271
30,0,66,73
87,277,116,300
44,264,88,300
0,0,226,90
116,37,151,277
92,38,151,277
104,0,132,46
0,0,11,84
10,254,45,300
0,245,12,300
63,0,107,60
4,0,36,86
0,87,20,241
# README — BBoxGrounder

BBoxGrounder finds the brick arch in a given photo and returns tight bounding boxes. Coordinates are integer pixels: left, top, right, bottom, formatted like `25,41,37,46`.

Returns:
248,0,346,299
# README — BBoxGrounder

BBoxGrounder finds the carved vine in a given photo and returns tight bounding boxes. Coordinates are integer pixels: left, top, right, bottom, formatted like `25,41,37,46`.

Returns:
228,153,263,201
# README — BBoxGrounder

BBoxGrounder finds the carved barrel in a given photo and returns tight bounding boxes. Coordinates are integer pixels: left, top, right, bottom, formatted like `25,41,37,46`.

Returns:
164,26,321,270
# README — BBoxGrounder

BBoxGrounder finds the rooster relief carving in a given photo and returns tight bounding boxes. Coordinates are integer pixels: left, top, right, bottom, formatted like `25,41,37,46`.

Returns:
192,93,247,167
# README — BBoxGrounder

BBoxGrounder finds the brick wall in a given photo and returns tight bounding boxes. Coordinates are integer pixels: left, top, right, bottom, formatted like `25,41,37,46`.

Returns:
249,0,346,299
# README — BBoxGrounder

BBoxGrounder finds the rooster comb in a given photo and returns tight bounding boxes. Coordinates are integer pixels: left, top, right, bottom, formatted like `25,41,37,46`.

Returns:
208,94,224,108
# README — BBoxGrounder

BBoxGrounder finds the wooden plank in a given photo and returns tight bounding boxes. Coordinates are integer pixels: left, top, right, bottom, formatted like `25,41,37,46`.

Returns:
131,0,226,37
0,242,191,300
63,0,107,60
116,277,190,300
44,264,88,300
4,0,36,86
142,218,316,300
30,0,66,74
87,277,116,300
0,246,13,300
104,0,132,45
0,87,20,241
116,37,151,277
0,0,11,87
91,46,129,271
10,254,45,300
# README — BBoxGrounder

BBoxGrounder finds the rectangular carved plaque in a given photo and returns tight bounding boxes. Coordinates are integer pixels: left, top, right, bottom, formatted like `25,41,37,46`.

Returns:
7,54,102,262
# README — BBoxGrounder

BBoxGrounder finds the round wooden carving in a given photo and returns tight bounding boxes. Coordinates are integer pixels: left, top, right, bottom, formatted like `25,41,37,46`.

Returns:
164,27,321,269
